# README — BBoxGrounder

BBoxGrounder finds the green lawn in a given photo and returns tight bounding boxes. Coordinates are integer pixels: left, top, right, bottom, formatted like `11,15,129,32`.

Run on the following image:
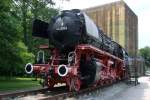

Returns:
0,77,41,92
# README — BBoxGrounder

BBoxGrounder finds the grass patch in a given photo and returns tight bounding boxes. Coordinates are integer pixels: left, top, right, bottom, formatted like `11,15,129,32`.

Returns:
0,77,41,92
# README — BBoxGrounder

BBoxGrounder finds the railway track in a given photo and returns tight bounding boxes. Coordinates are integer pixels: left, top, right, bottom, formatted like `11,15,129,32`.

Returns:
0,87,49,99
0,81,124,100
0,85,101,100
40,84,108,100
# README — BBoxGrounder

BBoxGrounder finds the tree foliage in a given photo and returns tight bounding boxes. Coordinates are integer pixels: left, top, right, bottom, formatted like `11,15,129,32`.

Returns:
0,0,58,76
13,0,58,55
139,46,150,68
0,0,34,76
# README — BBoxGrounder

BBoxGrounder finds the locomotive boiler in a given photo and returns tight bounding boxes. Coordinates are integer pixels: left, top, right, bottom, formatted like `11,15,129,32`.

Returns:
25,9,129,91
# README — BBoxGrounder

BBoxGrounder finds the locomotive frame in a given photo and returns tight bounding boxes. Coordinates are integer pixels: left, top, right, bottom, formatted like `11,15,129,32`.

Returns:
25,44,128,91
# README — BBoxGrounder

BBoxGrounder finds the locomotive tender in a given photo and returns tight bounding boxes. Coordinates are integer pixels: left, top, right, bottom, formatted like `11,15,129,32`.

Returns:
25,9,129,91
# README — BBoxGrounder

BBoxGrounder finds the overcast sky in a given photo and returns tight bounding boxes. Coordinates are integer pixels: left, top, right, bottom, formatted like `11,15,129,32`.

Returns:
55,0,150,49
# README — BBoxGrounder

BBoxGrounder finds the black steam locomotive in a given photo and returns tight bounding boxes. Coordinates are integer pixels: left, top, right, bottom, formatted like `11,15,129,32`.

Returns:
26,9,129,91
33,9,126,59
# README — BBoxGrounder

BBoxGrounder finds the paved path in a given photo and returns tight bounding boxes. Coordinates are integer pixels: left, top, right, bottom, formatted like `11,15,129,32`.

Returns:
111,77,150,100
74,76,150,100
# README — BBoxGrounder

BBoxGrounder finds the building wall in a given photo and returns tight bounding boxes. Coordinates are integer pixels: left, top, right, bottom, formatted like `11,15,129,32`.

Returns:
83,1,138,56
124,4,138,55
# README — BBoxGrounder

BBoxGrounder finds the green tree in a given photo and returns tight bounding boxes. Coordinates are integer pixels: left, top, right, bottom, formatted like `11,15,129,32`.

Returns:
0,0,58,76
13,0,58,55
27,0,58,56
0,0,34,76
139,46,150,68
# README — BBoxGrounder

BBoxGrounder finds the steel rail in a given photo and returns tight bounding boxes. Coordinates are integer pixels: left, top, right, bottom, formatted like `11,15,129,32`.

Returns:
39,85,104,100
0,81,123,100
0,87,49,99
39,81,122,100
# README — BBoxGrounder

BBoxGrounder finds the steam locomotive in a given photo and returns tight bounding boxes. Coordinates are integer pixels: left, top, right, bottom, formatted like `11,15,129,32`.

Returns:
25,9,129,91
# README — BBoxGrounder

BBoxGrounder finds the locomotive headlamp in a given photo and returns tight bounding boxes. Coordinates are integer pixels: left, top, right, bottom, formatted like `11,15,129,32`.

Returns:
57,64,68,77
25,63,33,74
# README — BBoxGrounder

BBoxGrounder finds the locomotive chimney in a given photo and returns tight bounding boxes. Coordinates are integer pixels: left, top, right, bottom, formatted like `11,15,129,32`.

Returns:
57,64,68,77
